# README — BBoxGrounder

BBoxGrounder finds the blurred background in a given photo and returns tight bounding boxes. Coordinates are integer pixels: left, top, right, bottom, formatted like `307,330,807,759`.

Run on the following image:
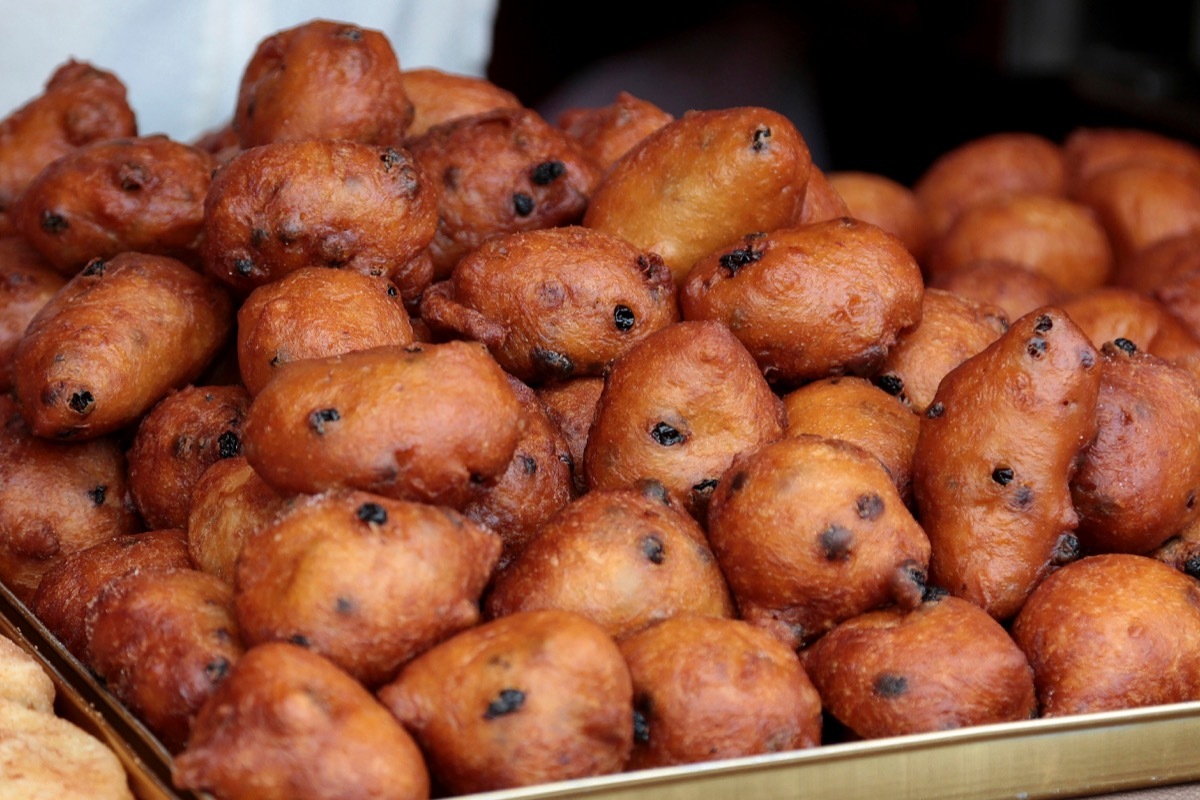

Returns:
488,0,1200,184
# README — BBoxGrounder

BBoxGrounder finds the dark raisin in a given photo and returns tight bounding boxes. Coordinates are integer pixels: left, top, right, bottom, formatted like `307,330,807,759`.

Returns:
118,162,147,191
381,148,403,170
819,524,853,561
992,467,1014,485
637,479,671,505
204,658,230,682
856,493,884,520
1027,337,1047,358
1034,315,1053,333
1185,556,1200,580
531,160,565,184
729,470,749,492
82,259,106,277
250,227,269,247
68,391,94,414
483,688,525,719
469,472,487,485
269,353,283,367
751,126,771,152
532,347,574,377
217,431,241,459
289,634,310,648
641,535,665,564
874,673,908,697
692,477,719,494
513,192,535,216
88,485,107,506
1051,533,1080,565
1013,485,1035,508
872,374,904,396
519,455,537,475
926,402,945,419
719,246,763,276
650,422,685,446
338,26,363,40
356,502,388,525
1114,337,1137,355
234,257,254,277
614,305,635,331
922,584,950,602
308,407,340,434
41,210,68,234
1080,348,1096,368
335,596,356,614
387,284,398,297
633,708,651,744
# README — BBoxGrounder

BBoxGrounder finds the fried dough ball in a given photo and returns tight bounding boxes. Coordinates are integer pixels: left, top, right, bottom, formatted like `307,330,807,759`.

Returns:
1070,342,1200,555
174,642,430,800
242,341,523,508
485,483,734,639
420,226,678,382
409,107,599,278
1058,287,1200,381
186,457,289,584
201,139,437,304
620,615,821,769
925,194,1113,293
401,67,522,140
0,237,65,393
86,568,243,752
462,376,573,562
556,91,674,172
709,435,930,649
1074,162,1200,267
781,376,920,503
583,320,785,520
680,218,924,386
536,376,603,495
1063,127,1200,195
378,609,633,794
827,170,930,262
803,594,1036,739
584,106,813,285
237,267,414,396
13,252,234,440
235,490,500,687
11,135,214,275
0,60,137,234
30,529,190,661
0,634,55,713
1011,554,1200,715
926,259,1065,323
914,132,1065,242
234,19,412,148
0,395,138,602
1112,230,1200,295
127,385,250,531
912,308,1101,620
1151,515,1200,578
874,288,1009,414
796,165,851,224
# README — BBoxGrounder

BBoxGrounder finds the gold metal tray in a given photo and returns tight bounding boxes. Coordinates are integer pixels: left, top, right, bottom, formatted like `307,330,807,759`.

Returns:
4,577,1199,800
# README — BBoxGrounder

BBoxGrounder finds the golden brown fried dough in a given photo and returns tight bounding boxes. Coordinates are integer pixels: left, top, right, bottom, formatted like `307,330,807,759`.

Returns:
927,259,1065,323
914,132,1065,242
402,67,522,139
186,457,289,585
242,341,523,508
173,642,430,800
235,490,500,687
912,308,1101,620
926,194,1113,293
378,609,633,795
201,139,437,304
12,252,234,440
680,218,924,386
0,634,55,713
86,568,243,752
127,385,250,531
781,376,920,503
236,267,414,395
0,60,137,234
0,395,138,603
556,91,674,172
1070,342,1200,555
30,529,190,661
796,164,851,224
1075,162,1200,267
536,376,603,496
234,19,412,148
0,237,65,393
804,595,1036,739
485,483,734,639
828,170,930,262
1012,554,1200,715
420,226,678,382
708,435,930,648
584,106,812,285
874,288,1009,414
1063,127,1200,195
620,615,821,769
1112,230,1200,295
583,320,785,520
12,135,214,274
